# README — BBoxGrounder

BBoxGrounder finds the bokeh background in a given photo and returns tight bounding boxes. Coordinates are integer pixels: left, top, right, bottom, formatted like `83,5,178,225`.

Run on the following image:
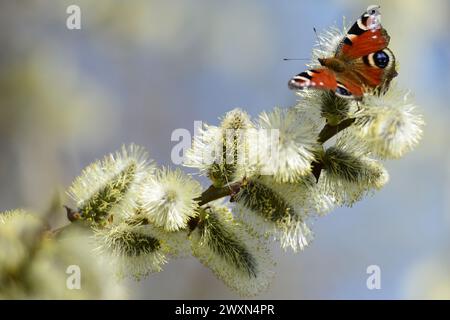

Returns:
1,0,449,299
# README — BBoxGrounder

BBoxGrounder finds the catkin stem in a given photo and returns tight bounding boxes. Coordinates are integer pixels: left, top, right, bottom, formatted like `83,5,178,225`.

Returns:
312,117,356,180
195,181,242,206
318,118,355,144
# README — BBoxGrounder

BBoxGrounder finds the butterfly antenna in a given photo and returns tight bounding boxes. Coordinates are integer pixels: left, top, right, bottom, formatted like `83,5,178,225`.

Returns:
313,27,324,55
283,58,309,61
284,27,324,63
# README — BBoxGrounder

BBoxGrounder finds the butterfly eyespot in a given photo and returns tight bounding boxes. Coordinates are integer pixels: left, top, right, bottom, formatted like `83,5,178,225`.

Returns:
367,5,380,16
335,84,352,97
373,50,389,68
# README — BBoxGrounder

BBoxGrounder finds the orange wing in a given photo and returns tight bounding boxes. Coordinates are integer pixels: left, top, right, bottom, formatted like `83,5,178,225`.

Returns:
351,47,397,92
336,6,390,60
339,29,390,60
288,68,364,99
334,72,364,99
288,68,337,91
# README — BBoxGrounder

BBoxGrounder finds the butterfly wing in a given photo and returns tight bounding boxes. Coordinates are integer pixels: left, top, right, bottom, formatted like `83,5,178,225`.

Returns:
334,73,364,99
335,6,397,93
288,68,337,91
350,47,398,93
331,47,398,99
288,68,364,99
336,5,390,60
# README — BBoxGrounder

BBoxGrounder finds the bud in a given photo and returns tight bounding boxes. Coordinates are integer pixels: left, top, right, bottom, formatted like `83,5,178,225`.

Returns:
319,145,389,206
68,144,153,226
234,176,316,252
190,202,274,296
341,86,424,159
140,167,202,232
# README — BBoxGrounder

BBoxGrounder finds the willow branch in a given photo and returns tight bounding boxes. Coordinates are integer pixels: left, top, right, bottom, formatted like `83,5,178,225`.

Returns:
318,118,355,144
55,117,355,235
195,182,241,206
312,117,356,181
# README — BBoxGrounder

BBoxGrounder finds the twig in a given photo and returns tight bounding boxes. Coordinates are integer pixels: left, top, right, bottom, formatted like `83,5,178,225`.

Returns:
312,118,356,181
318,118,355,144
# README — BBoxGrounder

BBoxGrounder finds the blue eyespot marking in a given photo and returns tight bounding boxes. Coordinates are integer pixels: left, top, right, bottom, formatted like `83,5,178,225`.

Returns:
336,85,352,97
374,50,389,68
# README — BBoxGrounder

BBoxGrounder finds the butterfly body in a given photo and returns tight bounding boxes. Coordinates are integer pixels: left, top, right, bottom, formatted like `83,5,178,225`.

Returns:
318,57,347,73
288,5,397,100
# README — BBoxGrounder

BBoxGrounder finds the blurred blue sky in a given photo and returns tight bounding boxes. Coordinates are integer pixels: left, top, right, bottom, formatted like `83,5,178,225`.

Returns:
1,0,450,299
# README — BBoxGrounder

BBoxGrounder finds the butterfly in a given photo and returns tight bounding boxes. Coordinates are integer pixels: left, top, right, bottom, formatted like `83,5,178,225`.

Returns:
288,5,398,100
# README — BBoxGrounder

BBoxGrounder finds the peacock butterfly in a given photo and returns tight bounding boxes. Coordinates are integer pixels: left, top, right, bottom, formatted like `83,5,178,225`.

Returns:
288,5,398,100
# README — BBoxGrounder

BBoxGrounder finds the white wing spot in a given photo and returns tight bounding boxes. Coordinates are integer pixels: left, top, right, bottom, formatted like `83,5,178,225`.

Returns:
357,19,369,31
